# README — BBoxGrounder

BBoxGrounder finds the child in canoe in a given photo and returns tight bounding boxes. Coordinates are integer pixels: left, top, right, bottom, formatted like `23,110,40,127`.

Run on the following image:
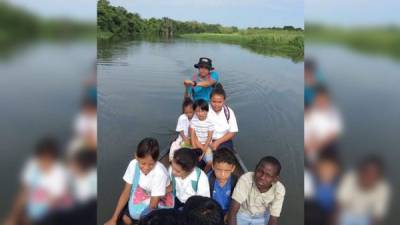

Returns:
105,138,173,225
169,98,194,162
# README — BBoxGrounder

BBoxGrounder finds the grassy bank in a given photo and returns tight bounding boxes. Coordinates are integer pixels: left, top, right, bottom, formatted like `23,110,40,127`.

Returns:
180,29,304,61
306,24,400,60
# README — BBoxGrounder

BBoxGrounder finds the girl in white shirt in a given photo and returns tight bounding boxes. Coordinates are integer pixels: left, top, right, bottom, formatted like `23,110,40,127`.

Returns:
169,98,194,161
105,138,172,225
168,148,210,209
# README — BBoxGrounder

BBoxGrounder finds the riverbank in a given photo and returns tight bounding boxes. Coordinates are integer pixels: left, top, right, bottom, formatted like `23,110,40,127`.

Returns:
306,24,400,60
180,30,304,61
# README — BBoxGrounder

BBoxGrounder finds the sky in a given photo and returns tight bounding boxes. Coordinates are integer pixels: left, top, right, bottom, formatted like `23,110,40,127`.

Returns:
305,0,400,26
108,0,304,28
7,0,97,22
6,0,399,27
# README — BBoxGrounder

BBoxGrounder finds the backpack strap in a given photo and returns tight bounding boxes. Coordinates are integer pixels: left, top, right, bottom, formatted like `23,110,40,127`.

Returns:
131,162,141,194
223,105,230,123
191,167,202,193
171,173,177,197
230,175,238,195
207,171,216,197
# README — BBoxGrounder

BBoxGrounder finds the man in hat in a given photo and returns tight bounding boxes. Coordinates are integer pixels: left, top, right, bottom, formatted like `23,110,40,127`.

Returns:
184,57,219,102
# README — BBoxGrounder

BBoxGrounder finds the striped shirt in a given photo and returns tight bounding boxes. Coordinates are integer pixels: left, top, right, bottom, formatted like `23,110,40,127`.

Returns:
190,116,214,144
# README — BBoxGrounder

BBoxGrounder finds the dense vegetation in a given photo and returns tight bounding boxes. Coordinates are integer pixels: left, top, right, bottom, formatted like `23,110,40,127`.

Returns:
97,0,304,61
97,0,240,38
306,23,400,60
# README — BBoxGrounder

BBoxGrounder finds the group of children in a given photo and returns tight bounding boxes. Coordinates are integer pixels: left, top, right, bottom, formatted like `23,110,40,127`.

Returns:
3,68,98,225
105,57,286,225
304,59,390,225
106,137,285,225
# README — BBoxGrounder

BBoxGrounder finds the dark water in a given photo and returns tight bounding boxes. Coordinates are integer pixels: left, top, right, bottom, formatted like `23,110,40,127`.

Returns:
0,40,96,219
306,43,400,225
97,39,304,224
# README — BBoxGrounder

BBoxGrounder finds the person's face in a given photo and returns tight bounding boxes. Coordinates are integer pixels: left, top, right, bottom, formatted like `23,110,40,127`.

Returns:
195,107,208,121
83,104,97,116
359,164,381,189
136,154,156,175
317,160,338,184
305,69,316,86
213,162,235,183
184,105,194,120
199,66,209,77
254,163,278,192
38,155,55,172
314,94,330,109
211,94,224,112
171,160,190,178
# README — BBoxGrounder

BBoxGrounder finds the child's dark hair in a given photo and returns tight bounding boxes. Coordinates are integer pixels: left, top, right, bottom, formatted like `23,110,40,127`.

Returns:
183,196,224,225
139,209,185,225
305,58,316,72
358,154,384,174
210,83,226,100
315,85,330,97
213,147,236,166
255,156,282,176
73,149,97,171
136,137,159,161
182,97,194,113
173,148,202,172
193,99,209,111
35,136,59,159
81,96,97,109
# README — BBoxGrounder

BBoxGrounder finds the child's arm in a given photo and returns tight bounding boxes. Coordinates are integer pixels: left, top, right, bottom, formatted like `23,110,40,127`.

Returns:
179,130,187,140
227,199,240,225
149,197,160,209
4,185,28,225
190,127,200,148
166,183,173,193
104,182,132,225
204,130,213,151
267,216,279,225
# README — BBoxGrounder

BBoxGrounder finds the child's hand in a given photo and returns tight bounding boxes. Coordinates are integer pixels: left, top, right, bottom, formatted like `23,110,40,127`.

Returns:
183,137,191,145
104,218,117,225
210,141,219,151
184,80,194,87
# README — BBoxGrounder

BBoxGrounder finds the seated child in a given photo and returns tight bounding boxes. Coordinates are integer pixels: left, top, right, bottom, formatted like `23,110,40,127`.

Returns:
313,154,340,221
336,155,390,225
168,148,210,209
207,148,238,219
190,99,214,171
4,137,70,225
105,138,172,225
169,97,194,161
228,156,286,225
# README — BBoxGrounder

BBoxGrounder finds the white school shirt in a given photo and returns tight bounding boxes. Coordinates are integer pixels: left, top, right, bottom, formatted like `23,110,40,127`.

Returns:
168,167,210,203
305,106,343,145
337,171,390,219
190,115,214,144
176,114,190,142
72,169,97,203
74,113,97,142
207,105,239,140
123,159,169,197
21,159,68,218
